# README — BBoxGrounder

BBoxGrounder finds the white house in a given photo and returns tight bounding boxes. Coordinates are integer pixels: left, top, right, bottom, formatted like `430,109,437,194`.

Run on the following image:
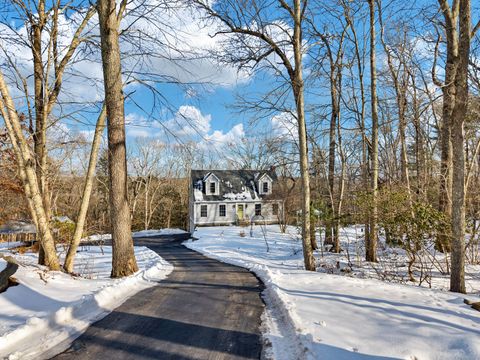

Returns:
188,169,284,232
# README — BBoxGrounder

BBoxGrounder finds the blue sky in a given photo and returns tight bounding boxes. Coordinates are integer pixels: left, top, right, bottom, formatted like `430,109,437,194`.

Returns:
3,0,478,162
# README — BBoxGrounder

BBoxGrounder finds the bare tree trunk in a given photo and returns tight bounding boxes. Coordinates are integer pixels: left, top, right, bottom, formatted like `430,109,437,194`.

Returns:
32,0,49,265
411,74,426,197
293,0,315,271
435,0,459,252
450,0,470,294
97,0,138,278
0,71,60,270
334,55,345,254
64,106,106,273
344,6,369,250
367,0,378,262
326,82,336,247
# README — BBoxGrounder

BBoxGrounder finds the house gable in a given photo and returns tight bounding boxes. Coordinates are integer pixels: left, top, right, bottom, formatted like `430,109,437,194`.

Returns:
190,169,278,202
204,172,220,196
257,173,273,195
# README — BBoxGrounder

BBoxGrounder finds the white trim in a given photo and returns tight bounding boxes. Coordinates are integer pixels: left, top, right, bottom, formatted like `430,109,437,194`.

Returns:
218,203,227,217
203,172,220,182
258,173,273,182
200,204,208,218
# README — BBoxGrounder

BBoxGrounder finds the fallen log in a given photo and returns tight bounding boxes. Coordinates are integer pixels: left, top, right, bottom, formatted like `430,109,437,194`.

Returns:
0,255,19,293
464,298,480,312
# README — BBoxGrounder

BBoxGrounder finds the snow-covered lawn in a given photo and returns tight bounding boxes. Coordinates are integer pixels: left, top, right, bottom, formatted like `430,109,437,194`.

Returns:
185,226,480,360
0,244,172,359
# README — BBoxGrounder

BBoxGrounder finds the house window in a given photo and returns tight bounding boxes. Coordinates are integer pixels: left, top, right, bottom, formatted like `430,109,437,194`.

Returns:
200,205,207,217
263,182,269,193
210,182,216,194
219,204,226,217
255,204,262,216
272,203,279,216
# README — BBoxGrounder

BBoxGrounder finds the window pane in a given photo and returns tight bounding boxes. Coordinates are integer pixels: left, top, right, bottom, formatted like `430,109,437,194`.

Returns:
255,204,262,216
201,205,207,217
263,182,268,193
210,182,216,194
219,204,226,217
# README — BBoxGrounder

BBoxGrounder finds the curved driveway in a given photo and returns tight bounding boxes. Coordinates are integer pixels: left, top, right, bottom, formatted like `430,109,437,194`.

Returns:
52,235,265,360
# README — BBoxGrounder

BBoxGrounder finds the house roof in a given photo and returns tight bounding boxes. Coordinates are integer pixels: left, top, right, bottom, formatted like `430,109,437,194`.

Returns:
191,169,277,202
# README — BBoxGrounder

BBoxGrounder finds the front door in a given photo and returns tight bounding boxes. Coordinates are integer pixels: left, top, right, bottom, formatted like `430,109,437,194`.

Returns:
237,204,244,220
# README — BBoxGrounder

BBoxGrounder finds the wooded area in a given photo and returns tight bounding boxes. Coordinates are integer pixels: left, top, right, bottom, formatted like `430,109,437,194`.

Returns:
0,0,479,294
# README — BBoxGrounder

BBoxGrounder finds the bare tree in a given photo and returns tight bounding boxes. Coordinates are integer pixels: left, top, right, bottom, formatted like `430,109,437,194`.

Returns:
367,0,378,262
191,0,316,270
97,0,138,277
1,1,95,264
64,106,106,273
0,71,60,270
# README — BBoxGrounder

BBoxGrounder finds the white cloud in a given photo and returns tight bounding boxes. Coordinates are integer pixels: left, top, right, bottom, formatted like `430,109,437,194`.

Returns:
271,112,298,141
164,105,211,139
0,1,250,113
125,105,245,155
204,123,244,148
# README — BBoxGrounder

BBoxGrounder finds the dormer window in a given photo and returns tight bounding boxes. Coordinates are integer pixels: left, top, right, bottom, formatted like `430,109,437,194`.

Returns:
258,174,272,195
262,182,269,193
204,173,220,195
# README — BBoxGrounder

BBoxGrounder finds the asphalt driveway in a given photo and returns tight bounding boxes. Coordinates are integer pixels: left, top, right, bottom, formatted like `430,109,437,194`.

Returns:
51,234,265,360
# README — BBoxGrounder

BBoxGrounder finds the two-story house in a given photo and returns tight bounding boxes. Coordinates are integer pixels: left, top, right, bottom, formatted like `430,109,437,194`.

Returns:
188,169,283,232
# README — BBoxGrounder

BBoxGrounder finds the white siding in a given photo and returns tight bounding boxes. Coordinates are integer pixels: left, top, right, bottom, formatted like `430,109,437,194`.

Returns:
194,201,283,226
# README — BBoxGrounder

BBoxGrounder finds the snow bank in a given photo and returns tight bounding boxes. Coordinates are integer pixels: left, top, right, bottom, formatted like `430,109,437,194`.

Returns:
185,226,480,360
0,246,172,360
132,228,188,237
84,228,187,242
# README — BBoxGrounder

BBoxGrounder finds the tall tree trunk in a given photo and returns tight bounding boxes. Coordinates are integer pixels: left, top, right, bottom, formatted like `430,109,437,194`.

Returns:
32,1,50,265
0,71,60,270
344,8,369,250
367,0,378,262
293,0,315,271
325,59,337,248
450,0,470,294
97,0,138,278
64,106,106,273
411,75,426,197
436,0,459,252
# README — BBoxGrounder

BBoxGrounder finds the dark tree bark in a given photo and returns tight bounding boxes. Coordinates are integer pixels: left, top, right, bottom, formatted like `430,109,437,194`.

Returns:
97,0,138,278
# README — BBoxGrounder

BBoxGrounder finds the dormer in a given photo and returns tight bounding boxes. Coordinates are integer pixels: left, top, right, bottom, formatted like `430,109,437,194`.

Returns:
204,172,220,196
258,173,273,195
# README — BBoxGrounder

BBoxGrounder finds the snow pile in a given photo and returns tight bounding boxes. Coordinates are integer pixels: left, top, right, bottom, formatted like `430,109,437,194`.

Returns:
0,242,25,251
0,221,35,234
83,228,188,242
132,228,188,238
185,226,480,360
0,246,172,360
223,188,254,201
194,188,203,201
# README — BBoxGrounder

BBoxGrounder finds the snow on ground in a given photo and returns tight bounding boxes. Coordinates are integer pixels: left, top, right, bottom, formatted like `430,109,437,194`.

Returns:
0,244,172,360
185,225,480,360
84,228,188,242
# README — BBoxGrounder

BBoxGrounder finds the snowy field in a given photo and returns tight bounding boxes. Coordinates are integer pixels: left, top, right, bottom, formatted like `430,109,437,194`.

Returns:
0,244,172,359
185,225,480,360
